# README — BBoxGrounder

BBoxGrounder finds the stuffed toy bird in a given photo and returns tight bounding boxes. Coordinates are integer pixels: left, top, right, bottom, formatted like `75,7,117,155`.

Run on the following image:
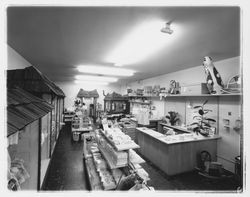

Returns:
203,56,224,94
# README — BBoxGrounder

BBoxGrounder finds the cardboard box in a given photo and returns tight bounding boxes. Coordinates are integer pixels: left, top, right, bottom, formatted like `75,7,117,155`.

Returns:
181,83,209,95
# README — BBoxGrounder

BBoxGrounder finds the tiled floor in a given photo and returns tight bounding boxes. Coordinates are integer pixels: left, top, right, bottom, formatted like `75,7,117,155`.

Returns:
42,124,241,192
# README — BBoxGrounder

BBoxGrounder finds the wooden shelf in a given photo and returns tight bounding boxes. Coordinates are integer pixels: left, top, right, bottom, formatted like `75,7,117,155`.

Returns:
72,126,93,133
163,93,242,98
128,93,242,102
128,95,158,98
129,149,145,164
129,101,151,105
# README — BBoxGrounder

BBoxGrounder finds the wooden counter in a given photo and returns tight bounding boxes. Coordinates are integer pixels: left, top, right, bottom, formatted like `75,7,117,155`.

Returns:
136,127,221,176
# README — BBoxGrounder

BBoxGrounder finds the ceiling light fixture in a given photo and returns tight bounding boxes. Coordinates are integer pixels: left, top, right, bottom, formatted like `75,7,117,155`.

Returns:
77,65,135,76
161,22,173,34
74,80,109,86
75,75,118,82
114,63,123,67
106,19,179,66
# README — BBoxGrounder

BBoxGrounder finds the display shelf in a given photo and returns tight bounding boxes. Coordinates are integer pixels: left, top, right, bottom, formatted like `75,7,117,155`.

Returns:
72,126,93,133
163,93,242,98
99,129,140,151
98,144,145,169
85,157,103,190
129,93,242,100
129,149,145,164
99,147,128,169
128,95,158,98
83,131,150,190
129,101,151,105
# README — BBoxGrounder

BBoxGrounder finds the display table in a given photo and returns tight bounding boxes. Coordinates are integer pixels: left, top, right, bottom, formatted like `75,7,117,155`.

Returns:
136,127,221,176
71,117,93,141
82,130,151,191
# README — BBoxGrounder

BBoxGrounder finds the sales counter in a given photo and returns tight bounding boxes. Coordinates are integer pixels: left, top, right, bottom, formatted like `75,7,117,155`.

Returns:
136,127,221,176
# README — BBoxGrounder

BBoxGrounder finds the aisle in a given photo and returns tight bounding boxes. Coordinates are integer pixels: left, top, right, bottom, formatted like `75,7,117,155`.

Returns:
42,124,88,190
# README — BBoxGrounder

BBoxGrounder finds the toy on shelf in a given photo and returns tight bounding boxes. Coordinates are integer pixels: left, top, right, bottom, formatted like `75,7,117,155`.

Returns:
202,56,224,94
168,80,180,94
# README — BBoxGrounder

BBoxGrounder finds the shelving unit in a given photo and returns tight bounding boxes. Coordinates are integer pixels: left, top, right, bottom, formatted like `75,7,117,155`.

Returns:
129,101,151,105
163,93,242,98
99,129,140,151
71,116,93,141
129,93,241,100
104,92,130,115
83,128,148,191
85,157,103,190
63,111,75,122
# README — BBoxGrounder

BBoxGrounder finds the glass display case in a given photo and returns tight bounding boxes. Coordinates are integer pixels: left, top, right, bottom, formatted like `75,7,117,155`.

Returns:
104,92,130,114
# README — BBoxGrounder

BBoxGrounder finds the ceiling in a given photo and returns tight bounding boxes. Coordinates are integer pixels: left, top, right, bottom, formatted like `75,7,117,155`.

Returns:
7,6,240,85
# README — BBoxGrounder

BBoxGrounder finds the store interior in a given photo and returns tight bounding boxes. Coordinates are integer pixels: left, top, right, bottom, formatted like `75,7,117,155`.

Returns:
6,6,243,192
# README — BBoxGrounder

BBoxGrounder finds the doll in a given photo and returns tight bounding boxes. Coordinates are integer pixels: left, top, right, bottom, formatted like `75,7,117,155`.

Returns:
203,56,224,94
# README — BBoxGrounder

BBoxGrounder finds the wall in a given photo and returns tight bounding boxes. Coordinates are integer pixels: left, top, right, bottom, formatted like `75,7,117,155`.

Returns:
122,56,242,173
56,82,122,110
7,45,31,70
122,56,240,117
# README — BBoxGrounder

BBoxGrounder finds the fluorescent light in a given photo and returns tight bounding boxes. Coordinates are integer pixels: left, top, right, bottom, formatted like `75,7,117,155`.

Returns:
114,63,123,67
74,80,109,85
77,65,135,76
75,75,118,82
106,20,180,65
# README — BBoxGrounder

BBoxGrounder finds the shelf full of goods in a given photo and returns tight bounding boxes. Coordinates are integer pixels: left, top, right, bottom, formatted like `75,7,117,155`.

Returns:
126,56,242,99
63,108,75,122
72,114,93,141
83,122,153,190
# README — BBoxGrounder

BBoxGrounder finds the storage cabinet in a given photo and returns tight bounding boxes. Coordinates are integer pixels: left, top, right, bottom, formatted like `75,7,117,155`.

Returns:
104,92,130,114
